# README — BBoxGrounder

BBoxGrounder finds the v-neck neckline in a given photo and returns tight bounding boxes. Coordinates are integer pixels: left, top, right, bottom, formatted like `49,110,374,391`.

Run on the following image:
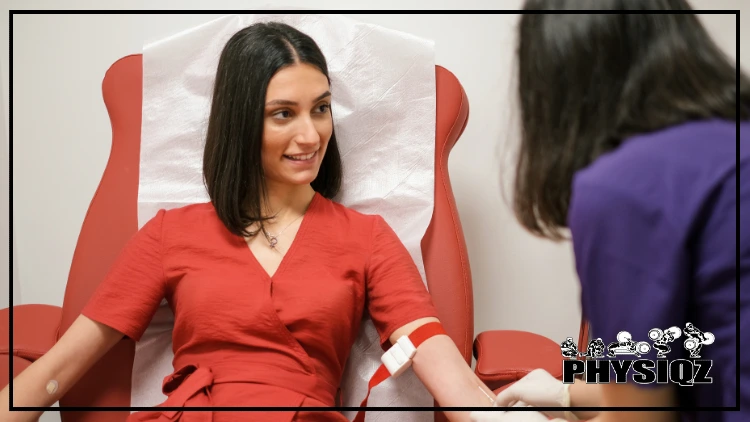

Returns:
240,191,320,282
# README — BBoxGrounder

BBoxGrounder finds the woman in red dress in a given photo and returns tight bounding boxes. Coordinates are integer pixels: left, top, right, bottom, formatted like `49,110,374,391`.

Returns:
1,22,495,422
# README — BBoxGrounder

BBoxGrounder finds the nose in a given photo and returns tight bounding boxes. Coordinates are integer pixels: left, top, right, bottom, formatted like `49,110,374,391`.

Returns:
293,115,321,148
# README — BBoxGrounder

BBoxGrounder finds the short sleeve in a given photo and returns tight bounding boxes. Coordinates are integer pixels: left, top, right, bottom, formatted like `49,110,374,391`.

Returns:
81,209,168,342
569,179,690,382
365,215,439,349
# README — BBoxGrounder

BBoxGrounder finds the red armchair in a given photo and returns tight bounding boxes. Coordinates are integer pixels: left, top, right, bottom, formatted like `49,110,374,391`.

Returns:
1,54,473,422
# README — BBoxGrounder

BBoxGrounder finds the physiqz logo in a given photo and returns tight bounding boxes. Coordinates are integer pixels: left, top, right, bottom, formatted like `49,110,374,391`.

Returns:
561,323,715,386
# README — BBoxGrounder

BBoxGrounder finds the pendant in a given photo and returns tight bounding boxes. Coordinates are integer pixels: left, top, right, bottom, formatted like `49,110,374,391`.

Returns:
268,236,278,249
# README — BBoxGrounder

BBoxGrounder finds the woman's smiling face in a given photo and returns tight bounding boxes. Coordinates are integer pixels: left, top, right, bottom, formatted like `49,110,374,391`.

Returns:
261,62,333,187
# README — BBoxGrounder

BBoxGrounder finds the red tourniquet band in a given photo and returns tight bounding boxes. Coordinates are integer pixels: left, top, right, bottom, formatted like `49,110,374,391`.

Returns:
353,322,447,422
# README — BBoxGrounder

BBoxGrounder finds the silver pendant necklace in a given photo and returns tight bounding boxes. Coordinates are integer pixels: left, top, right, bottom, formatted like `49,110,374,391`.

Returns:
261,213,304,250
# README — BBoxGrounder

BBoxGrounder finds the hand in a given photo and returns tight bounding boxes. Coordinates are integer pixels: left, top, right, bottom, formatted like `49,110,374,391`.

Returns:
470,409,567,422
492,369,577,421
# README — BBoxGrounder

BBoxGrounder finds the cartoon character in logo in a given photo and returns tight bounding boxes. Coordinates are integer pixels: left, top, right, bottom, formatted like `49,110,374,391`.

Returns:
579,338,606,358
683,322,714,358
560,337,579,359
648,326,682,358
607,331,651,358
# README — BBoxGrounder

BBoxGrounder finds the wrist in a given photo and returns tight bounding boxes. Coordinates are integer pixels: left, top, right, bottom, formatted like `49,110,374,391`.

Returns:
569,378,597,407
561,383,578,421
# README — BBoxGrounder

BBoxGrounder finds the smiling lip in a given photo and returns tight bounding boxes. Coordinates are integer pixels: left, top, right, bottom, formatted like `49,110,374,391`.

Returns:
283,151,317,164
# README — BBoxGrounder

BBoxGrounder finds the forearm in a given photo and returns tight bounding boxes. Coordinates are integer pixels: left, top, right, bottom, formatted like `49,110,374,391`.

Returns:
0,316,124,421
568,378,602,420
570,383,678,422
569,380,671,421
412,335,495,422
581,412,677,422
0,353,65,421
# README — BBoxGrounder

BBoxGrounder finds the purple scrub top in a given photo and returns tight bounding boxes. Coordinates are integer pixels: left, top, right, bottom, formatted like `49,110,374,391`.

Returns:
568,119,748,422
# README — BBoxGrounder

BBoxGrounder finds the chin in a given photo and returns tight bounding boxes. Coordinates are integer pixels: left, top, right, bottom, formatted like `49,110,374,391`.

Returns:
286,172,320,186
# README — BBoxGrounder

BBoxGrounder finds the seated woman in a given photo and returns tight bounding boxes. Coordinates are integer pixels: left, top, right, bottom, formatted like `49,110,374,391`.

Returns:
0,22,495,422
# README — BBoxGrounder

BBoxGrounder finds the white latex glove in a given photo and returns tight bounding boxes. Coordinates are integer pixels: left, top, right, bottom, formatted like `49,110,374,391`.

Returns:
492,369,578,421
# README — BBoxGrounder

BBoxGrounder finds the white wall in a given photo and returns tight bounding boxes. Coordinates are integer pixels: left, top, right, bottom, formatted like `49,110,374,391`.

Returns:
0,2,15,310
3,2,745,420
0,71,12,310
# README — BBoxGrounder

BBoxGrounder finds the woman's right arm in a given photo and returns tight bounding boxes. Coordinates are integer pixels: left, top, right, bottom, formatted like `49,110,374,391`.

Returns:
0,315,124,422
2,210,170,421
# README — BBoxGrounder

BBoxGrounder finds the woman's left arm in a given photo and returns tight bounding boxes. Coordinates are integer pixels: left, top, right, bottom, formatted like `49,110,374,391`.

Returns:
365,215,494,420
471,382,679,422
390,317,496,422
592,383,678,422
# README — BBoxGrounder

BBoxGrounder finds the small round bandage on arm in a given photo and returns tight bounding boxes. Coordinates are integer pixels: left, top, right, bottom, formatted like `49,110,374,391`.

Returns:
45,380,58,395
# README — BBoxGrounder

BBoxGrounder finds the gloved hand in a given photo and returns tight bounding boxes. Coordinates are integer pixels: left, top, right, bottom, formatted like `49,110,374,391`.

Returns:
469,409,567,422
492,368,578,421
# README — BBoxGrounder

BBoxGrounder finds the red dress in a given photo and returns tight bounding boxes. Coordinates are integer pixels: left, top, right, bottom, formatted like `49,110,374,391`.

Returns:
81,192,439,421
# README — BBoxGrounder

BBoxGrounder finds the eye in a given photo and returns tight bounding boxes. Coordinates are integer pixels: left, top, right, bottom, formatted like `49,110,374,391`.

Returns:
272,110,291,119
316,103,331,114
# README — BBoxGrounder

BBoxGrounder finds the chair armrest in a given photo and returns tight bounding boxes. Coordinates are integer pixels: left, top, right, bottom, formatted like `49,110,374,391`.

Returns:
473,330,563,391
0,304,62,361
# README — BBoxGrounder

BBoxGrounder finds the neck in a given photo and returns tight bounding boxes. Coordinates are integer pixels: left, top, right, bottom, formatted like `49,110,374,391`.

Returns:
262,181,316,221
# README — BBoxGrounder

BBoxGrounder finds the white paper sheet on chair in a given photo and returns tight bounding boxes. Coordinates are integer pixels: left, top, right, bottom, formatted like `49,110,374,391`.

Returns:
135,14,436,421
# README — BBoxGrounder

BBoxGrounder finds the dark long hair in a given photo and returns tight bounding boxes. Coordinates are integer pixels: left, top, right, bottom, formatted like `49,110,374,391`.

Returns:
514,0,749,240
202,22,342,237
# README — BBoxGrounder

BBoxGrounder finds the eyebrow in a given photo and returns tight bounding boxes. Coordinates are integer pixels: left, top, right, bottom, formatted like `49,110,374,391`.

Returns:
265,91,332,107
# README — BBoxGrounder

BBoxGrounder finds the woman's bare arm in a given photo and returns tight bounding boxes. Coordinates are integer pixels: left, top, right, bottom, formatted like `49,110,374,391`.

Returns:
391,317,495,422
569,382,678,422
0,315,124,422
567,378,603,420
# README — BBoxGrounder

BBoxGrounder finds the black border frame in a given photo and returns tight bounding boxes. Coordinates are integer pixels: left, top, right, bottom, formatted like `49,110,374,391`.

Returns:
7,7,742,417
